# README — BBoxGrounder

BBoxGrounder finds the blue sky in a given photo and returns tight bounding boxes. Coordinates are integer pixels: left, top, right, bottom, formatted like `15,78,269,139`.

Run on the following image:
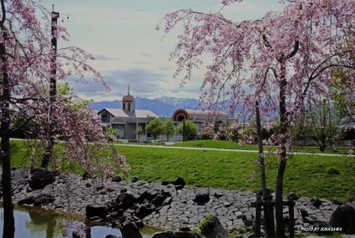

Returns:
41,0,284,101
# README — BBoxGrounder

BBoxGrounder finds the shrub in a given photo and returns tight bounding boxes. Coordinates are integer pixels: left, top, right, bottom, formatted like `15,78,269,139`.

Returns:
326,167,340,175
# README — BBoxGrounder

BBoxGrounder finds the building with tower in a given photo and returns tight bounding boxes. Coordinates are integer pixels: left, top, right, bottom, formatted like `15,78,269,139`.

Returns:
97,86,232,142
98,86,158,140
172,108,228,133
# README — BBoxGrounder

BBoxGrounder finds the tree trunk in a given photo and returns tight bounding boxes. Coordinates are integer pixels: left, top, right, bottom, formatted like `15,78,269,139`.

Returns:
256,100,275,237
319,100,327,152
256,101,267,196
0,29,15,238
276,61,287,238
276,157,287,237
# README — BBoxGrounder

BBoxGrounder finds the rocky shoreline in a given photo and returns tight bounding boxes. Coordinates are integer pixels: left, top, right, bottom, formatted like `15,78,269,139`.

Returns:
2,168,355,237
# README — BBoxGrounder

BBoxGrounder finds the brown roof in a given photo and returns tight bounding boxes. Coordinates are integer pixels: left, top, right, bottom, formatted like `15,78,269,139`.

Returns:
122,94,134,101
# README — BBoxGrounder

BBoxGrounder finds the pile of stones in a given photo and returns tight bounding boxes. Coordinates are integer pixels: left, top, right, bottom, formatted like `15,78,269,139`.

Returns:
2,168,355,237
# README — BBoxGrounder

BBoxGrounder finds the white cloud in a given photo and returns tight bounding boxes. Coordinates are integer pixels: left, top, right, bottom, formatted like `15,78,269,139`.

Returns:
45,0,283,102
69,68,203,101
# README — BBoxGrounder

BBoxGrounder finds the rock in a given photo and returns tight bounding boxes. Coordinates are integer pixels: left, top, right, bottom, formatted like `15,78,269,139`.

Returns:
173,177,186,190
213,193,223,199
288,192,299,201
299,206,309,217
28,168,56,190
158,189,171,198
193,191,210,205
135,220,144,228
121,222,142,238
152,231,201,238
82,171,92,180
112,176,122,183
86,205,108,219
135,205,153,219
244,218,253,227
162,177,186,190
199,215,228,238
137,191,155,204
161,181,170,186
96,185,104,191
303,216,316,225
313,220,331,235
116,193,136,210
72,231,81,238
329,204,355,234
106,235,118,238
85,181,93,188
73,226,91,238
18,196,36,205
18,194,54,206
151,195,166,208
311,197,323,208
33,194,55,206
163,197,173,206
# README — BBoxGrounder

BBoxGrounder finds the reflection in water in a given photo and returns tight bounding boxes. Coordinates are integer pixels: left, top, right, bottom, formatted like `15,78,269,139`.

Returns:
0,207,61,238
26,208,58,238
0,207,123,238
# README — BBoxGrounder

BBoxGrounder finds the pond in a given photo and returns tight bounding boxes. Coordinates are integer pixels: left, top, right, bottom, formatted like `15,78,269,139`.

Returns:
0,206,153,238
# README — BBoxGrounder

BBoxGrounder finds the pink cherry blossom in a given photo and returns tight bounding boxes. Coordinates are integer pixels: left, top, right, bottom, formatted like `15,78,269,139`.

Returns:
159,1,354,236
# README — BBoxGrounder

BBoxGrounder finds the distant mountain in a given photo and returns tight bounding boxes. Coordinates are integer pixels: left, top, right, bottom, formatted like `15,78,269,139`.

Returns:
154,96,202,109
90,100,120,111
89,97,202,117
90,96,278,120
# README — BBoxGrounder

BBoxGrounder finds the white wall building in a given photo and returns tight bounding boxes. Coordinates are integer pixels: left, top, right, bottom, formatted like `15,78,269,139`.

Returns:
98,87,158,140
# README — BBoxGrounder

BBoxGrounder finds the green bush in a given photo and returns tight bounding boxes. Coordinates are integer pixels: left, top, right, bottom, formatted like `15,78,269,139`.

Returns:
326,167,340,175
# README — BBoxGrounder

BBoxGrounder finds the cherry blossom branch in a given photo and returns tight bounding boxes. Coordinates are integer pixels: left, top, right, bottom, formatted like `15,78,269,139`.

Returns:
302,50,354,96
0,0,5,27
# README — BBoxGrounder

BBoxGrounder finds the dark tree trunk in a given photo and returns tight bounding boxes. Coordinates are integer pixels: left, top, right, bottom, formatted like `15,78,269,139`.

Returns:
0,28,15,238
256,100,275,237
275,61,287,238
276,158,287,237
319,101,327,152
256,101,267,196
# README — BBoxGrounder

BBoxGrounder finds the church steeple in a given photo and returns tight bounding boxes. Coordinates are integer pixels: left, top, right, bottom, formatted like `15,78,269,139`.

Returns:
122,85,135,113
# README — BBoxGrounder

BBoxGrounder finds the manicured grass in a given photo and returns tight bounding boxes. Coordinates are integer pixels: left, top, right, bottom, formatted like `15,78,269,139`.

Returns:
117,145,262,191
8,139,355,202
115,144,355,202
172,140,259,150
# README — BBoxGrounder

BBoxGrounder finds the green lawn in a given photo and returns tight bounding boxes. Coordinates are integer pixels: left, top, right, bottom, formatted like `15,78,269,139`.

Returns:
172,140,259,150
8,139,355,202
117,145,355,201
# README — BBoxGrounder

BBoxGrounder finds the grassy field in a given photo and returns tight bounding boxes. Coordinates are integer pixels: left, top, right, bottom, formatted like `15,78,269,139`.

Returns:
8,139,355,202
171,140,259,150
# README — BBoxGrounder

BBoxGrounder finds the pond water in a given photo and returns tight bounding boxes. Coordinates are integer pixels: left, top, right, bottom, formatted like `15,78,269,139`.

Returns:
0,206,152,238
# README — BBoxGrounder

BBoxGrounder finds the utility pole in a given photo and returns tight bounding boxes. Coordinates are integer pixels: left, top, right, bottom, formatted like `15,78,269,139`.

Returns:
42,6,60,168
